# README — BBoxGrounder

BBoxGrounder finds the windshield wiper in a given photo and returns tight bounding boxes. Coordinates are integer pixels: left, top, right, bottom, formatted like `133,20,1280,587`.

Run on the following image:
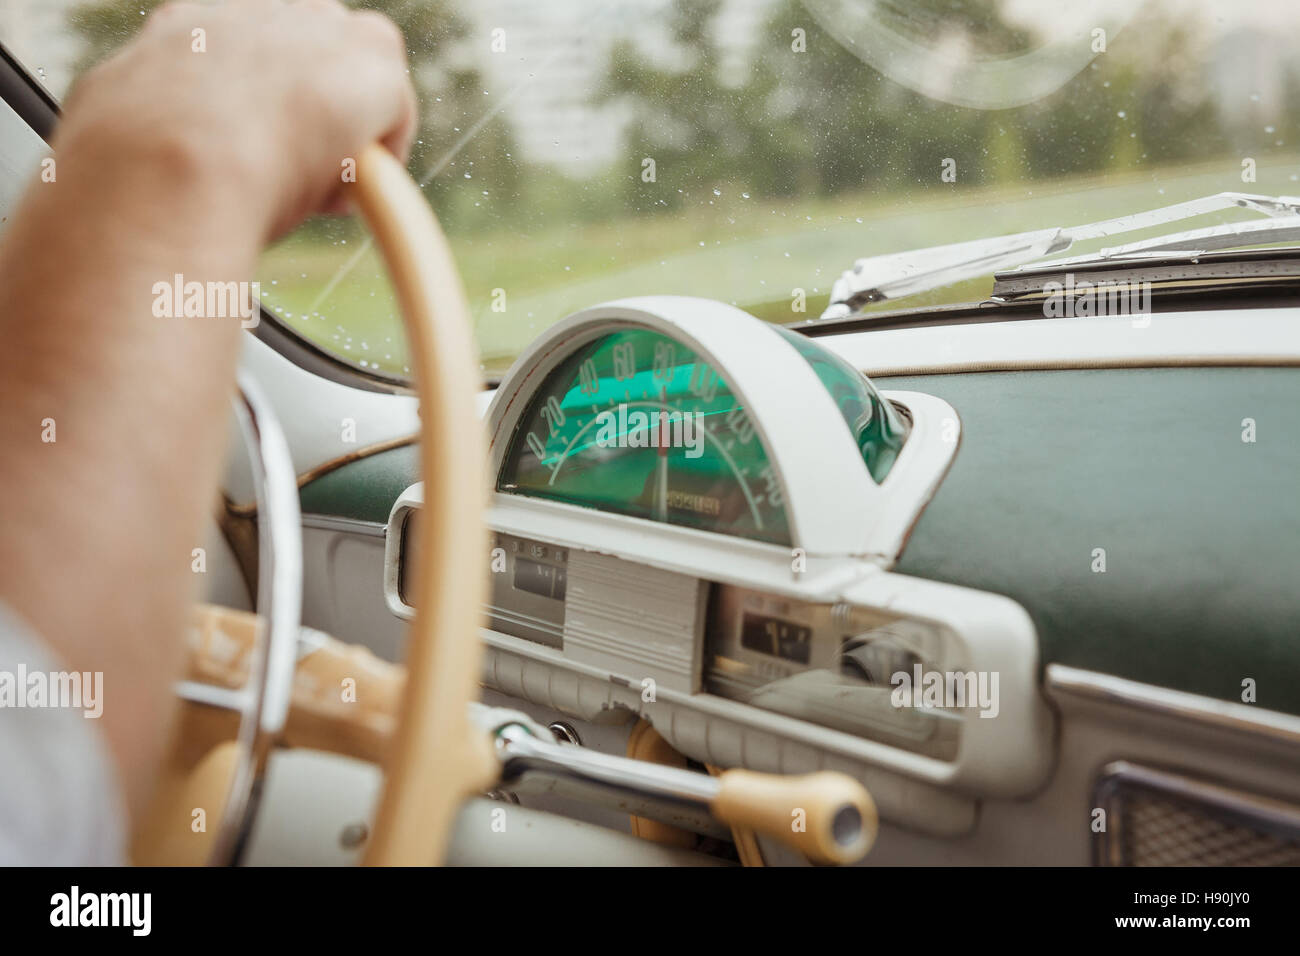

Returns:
822,192,1300,319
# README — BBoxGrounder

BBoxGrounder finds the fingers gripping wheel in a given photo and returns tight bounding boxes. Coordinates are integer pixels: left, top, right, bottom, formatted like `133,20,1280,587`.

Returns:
350,144,498,865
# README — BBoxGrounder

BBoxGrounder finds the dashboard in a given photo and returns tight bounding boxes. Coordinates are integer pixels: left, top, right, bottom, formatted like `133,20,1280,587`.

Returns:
384,296,1055,836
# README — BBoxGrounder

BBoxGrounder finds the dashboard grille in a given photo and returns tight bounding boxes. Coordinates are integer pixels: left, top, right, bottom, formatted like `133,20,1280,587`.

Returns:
1095,762,1300,866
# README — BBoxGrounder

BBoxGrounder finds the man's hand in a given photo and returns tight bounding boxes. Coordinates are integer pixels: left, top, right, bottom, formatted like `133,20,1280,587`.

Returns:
0,0,415,826
63,0,417,241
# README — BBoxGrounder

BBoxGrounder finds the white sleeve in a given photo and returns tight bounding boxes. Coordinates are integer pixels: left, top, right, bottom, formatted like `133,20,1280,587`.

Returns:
0,602,128,865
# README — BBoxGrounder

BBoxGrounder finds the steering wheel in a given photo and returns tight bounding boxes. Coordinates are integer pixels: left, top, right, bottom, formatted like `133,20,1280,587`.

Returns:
348,144,498,864
135,144,493,866
137,145,877,867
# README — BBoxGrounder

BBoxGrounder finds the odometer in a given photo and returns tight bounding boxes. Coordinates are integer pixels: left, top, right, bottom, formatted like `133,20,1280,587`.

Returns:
498,328,793,544
740,612,812,664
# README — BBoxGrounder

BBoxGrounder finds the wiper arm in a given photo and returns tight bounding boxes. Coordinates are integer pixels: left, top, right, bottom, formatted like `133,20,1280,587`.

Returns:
822,192,1300,319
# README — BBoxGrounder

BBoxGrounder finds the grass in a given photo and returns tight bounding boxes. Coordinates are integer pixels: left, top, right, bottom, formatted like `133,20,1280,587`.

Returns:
257,154,1300,379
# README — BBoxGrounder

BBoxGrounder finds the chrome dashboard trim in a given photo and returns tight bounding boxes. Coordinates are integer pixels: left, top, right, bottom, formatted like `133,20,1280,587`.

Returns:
300,514,387,538
385,483,1055,821
1047,664,1300,749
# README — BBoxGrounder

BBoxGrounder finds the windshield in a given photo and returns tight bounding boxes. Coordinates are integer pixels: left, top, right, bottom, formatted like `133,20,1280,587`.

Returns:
5,0,1300,379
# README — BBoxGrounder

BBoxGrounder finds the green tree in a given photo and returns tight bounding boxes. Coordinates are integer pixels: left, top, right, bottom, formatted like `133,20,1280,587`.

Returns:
599,0,794,211
597,0,1035,210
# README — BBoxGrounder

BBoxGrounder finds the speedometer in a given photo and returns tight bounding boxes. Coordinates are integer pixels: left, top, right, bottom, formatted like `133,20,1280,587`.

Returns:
499,327,793,543
489,298,928,557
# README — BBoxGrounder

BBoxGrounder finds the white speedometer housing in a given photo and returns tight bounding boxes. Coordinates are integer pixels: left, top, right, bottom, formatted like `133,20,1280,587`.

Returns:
485,296,957,563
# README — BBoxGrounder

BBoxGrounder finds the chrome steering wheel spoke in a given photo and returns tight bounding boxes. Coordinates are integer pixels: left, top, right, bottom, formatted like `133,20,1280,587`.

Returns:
174,370,302,866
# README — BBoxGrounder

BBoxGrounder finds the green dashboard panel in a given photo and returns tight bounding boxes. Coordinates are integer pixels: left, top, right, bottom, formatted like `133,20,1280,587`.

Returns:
298,364,1300,716
880,366,1300,717
298,442,420,525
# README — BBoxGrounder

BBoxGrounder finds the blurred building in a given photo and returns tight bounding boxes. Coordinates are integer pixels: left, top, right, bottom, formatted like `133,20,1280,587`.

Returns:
465,0,776,176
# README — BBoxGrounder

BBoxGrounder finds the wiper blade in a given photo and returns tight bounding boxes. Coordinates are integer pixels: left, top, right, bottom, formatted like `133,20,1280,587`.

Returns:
1016,216,1300,268
822,192,1300,319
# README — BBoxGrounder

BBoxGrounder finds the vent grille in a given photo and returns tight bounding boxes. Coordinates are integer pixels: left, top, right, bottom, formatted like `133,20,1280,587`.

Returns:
1095,762,1300,867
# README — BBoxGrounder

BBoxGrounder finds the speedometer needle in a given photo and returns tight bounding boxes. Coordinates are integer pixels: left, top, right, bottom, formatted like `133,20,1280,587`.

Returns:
655,387,669,522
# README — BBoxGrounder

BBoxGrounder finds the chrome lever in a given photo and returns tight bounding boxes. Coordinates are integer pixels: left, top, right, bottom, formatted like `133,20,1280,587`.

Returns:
488,720,878,865
495,722,720,808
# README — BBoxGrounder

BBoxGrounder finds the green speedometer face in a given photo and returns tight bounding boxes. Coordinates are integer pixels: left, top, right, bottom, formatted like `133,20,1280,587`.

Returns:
498,328,793,544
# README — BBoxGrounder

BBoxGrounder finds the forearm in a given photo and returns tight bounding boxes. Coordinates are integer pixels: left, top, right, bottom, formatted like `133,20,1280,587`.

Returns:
0,128,260,817
0,0,415,831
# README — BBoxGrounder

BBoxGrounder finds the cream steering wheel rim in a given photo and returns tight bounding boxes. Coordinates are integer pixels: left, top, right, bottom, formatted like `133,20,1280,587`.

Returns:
351,144,497,865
